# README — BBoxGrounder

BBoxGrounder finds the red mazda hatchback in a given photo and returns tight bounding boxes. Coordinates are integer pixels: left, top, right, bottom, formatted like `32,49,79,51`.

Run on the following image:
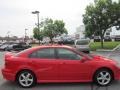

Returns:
2,45,120,88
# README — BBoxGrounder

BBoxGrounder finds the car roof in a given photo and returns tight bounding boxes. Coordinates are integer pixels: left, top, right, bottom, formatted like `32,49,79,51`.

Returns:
32,45,73,49
21,45,74,53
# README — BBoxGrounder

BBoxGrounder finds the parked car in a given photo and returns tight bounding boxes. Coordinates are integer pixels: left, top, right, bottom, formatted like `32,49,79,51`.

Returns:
59,40,74,45
94,36,101,42
115,35,120,41
74,39,90,53
104,36,112,41
2,45,120,88
5,44,18,51
0,44,9,51
0,42,2,47
5,43,31,51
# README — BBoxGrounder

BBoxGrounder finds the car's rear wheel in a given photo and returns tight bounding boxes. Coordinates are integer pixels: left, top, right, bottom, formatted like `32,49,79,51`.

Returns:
16,70,36,88
94,69,113,86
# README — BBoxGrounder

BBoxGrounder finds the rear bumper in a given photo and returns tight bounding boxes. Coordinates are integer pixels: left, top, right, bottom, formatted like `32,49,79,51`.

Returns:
1,68,15,81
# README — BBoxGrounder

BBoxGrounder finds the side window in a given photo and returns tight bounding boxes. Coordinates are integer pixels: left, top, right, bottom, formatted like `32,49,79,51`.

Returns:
29,48,55,59
57,48,81,60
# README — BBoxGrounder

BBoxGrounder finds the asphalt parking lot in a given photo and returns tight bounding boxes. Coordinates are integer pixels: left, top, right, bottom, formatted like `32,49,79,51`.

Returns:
0,51,120,90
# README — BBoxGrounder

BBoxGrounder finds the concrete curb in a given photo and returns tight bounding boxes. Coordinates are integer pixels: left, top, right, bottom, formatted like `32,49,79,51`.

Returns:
96,44,120,52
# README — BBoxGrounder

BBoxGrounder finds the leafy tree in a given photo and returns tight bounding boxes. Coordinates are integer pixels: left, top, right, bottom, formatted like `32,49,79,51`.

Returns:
83,0,120,48
33,27,43,44
42,18,68,43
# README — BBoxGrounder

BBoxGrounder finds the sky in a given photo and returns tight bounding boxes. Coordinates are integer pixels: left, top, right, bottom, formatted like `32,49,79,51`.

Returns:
0,0,108,37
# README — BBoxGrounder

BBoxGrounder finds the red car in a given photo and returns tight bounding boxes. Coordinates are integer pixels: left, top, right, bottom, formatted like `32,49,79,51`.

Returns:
1,45,120,88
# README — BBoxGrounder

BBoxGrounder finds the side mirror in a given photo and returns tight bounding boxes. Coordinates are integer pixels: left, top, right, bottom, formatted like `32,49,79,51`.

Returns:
81,57,87,63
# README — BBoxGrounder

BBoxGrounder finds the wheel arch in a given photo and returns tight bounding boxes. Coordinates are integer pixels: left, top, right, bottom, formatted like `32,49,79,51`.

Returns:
92,67,114,81
15,69,37,81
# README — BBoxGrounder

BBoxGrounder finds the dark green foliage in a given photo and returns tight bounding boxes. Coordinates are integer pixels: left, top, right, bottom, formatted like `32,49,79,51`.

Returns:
83,0,120,48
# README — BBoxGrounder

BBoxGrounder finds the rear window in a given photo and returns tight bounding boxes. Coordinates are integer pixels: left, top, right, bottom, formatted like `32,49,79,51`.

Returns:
76,40,89,45
15,48,31,56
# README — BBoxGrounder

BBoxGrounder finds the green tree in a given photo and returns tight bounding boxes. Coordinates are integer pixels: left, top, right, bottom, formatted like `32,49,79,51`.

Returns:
42,18,68,43
83,0,120,48
33,27,43,44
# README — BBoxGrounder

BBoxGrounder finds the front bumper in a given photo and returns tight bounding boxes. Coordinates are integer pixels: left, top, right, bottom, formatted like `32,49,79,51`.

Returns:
2,69,15,81
115,69,120,80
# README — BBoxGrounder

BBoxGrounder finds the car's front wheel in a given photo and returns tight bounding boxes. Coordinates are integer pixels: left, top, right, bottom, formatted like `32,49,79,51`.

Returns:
94,69,113,86
16,70,36,88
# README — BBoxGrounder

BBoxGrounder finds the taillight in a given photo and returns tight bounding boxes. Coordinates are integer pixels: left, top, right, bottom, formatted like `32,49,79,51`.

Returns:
5,61,8,68
4,55,13,68
4,59,9,68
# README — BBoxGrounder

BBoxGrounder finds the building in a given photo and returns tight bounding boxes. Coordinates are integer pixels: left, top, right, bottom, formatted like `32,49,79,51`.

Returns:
75,25,120,39
75,25,85,39
0,36,34,44
104,26,120,38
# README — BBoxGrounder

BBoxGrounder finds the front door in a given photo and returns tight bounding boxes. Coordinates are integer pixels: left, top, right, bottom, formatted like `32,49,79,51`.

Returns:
56,48,92,81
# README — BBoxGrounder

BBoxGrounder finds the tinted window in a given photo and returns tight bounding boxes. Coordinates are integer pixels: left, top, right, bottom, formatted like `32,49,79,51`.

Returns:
57,48,81,60
76,40,89,45
29,48,55,59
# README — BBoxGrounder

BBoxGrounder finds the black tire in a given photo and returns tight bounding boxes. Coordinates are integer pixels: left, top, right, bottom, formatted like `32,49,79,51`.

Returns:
16,70,36,88
93,69,113,86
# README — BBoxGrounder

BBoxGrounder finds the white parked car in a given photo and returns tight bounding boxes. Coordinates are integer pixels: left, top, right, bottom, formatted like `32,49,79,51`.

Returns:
74,39,90,53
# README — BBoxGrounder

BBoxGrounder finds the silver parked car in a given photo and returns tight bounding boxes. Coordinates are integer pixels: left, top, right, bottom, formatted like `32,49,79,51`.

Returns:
0,44,9,51
74,39,90,53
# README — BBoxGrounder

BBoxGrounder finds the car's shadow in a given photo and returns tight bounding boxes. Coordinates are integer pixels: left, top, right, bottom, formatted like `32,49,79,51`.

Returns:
0,81,120,90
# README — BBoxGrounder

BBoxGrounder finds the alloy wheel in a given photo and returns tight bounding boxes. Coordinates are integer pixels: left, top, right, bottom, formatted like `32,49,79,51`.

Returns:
17,71,36,88
96,70,112,86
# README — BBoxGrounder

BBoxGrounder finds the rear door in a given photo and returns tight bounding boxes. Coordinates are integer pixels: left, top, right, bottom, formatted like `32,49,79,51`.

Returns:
29,48,58,81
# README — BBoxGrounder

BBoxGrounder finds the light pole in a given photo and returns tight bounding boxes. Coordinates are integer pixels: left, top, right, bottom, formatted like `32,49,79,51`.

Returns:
32,11,40,45
7,31,10,42
24,28,28,42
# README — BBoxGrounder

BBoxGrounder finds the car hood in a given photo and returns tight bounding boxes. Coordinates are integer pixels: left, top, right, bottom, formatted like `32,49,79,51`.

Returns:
92,54,115,63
